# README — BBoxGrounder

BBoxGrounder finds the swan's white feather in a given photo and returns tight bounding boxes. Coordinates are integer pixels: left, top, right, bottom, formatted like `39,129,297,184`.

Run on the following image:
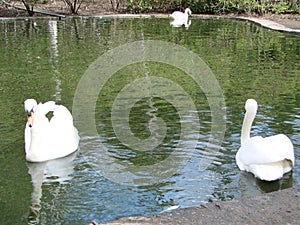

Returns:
236,99,294,181
170,11,186,19
237,135,294,166
246,161,292,181
170,8,191,21
24,99,79,162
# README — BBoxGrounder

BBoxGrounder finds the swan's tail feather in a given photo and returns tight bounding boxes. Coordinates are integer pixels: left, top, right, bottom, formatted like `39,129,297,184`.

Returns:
248,161,291,181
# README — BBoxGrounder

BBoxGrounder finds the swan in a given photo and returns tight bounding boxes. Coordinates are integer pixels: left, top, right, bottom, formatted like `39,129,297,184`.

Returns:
170,8,192,22
24,99,79,162
235,99,294,181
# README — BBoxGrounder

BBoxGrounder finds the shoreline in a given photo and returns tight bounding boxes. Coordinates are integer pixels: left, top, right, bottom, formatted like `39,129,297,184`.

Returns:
0,12,299,34
98,186,300,225
235,16,300,33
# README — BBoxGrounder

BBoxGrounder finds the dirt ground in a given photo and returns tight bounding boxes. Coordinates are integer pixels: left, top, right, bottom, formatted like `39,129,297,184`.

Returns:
1,0,117,17
1,0,300,29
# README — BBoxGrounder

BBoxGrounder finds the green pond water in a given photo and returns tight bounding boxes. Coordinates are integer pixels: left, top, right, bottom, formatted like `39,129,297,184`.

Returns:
0,17,299,224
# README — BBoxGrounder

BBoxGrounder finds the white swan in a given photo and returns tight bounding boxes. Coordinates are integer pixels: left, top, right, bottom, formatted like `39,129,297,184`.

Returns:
236,99,294,181
24,99,79,162
170,8,192,22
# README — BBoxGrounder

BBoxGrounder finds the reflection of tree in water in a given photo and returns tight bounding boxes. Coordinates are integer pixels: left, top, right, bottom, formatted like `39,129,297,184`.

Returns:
49,20,62,102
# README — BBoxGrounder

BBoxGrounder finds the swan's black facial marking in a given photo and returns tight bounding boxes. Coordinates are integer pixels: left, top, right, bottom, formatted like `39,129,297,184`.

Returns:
27,109,35,128
27,108,34,117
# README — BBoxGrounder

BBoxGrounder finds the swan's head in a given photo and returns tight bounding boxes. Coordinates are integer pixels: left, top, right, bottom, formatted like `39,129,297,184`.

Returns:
245,99,258,114
24,99,37,127
185,8,192,16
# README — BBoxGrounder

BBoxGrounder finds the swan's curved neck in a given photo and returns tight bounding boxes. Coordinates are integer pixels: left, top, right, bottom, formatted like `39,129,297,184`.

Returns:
241,110,256,145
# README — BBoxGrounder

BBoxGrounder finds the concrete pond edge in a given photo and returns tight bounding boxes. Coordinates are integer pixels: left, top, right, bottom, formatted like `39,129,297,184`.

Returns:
1,13,300,34
98,186,300,225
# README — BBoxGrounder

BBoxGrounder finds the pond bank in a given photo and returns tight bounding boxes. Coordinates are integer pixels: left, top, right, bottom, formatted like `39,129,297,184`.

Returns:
98,186,300,225
235,16,300,33
1,10,299,34
103,14,300,33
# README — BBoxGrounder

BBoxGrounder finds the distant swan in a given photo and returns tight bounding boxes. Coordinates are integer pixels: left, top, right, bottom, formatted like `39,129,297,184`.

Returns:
170,8,192,22
24,99,79,162
236,99,294,181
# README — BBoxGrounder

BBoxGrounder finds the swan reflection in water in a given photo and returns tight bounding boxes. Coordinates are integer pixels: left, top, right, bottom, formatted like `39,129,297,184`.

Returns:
27,152,77,224
170,19,192,29
238,168,293,199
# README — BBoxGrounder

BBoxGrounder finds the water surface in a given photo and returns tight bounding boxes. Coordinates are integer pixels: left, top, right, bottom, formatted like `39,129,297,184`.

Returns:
0,17,299,224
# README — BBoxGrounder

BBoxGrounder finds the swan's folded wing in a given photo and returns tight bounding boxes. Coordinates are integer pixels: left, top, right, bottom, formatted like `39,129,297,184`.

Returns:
237,135,294,166
170,11,181,18
37,101,56,115
265,134,294,165
50,104,79,152
50,105,73,126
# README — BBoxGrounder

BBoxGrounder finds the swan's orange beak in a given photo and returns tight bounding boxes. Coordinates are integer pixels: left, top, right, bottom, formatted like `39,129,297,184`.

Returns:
27,112,34,128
